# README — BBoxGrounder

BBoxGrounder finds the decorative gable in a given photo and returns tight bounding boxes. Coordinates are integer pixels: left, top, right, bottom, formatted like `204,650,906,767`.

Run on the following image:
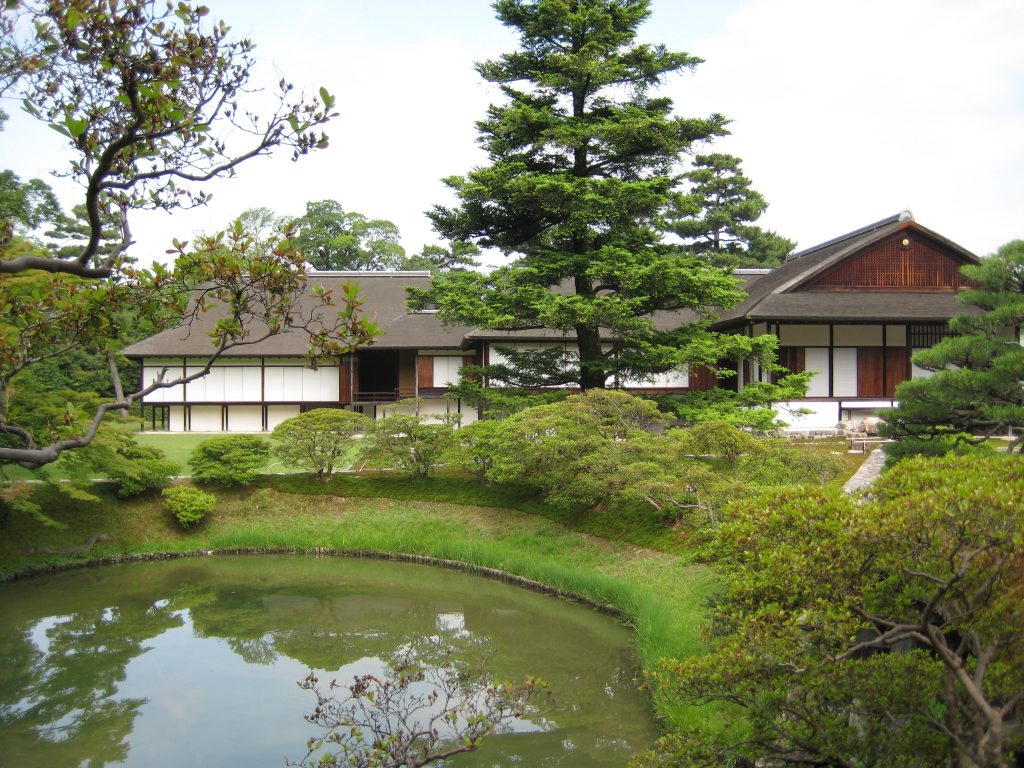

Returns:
801,230,969,291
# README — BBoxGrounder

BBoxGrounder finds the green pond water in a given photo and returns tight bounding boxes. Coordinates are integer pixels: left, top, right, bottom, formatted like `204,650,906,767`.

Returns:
0,555,659,766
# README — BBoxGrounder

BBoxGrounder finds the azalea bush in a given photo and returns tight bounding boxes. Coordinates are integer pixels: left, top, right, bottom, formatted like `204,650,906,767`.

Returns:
162,486,217,529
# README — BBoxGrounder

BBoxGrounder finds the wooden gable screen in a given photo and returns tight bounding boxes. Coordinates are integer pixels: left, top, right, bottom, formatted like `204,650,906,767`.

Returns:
803,234,968,291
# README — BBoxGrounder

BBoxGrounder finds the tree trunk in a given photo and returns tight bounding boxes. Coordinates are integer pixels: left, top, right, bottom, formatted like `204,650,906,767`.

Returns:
576,323,606,390
107,350,128,419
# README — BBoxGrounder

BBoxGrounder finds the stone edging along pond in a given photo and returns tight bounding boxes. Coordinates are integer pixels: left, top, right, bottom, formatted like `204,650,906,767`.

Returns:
1,546,626,618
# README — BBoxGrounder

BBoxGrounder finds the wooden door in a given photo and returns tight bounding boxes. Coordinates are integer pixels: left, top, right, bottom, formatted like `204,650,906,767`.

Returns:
417,355,434,389
857,347,885,398
338,358,351,405
884,347,909,397
688,365,717,392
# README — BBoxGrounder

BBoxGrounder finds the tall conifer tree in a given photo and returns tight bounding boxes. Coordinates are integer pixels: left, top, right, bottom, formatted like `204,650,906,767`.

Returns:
412,0,775,389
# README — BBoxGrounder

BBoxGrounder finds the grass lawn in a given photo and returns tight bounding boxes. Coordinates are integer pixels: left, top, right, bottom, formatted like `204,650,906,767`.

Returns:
131,432,316,474
0,431,343,481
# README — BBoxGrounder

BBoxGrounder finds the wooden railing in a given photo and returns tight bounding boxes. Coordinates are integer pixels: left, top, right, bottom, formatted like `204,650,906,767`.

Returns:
352,388,418,403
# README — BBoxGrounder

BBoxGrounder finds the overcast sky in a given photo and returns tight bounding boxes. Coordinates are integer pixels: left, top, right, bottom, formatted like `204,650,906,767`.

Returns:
2,0,1022,263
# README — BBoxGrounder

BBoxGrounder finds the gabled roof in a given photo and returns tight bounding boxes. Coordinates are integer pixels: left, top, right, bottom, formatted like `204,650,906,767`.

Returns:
122,272,473,358
712,214,980,326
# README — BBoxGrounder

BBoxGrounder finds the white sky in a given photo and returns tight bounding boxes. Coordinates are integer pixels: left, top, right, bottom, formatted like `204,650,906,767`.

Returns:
1,0,1022,263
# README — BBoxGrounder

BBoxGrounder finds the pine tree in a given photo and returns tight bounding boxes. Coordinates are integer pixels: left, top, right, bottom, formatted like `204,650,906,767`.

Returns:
882,240,1024,456
413,0,774,390
669,153,793,268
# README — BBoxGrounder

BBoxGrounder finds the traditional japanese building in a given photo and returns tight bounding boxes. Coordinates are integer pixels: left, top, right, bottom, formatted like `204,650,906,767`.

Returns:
123,272,478,431
122,212,985,432
706,211,981,429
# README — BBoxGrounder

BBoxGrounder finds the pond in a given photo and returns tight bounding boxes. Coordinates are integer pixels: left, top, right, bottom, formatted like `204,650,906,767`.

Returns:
0,555,659,766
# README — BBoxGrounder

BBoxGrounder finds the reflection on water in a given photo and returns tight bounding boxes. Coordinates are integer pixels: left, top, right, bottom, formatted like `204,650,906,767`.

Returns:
0,556,657,766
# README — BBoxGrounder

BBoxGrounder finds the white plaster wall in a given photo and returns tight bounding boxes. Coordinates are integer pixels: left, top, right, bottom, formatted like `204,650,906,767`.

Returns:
189,405,222,431
488,341,575,366
432,356,463,386
621,366,689,388
417,399,453,421
833,348,859,397
833,325,883,346
263,367,284,401
221,366,262,401
775,400,842,430
267,405,300,430
142,365,185,403
169,406,186,432
227,405,263,432
778,324,829,346
302,366,340,401
185,366,224,402
377,401,418,418
282,367,303,400
804,348,830,397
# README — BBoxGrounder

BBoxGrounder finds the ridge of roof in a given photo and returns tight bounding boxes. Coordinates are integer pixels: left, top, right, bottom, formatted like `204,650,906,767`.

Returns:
786,212,904,261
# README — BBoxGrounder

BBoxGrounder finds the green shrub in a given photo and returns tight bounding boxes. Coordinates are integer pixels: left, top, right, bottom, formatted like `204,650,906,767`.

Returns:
56,429,178,497
110,456,179,497
370,404,460,479
673,420,759,467
736,438,845,486
272,408,372,481
162,486,217,529
188,434,271,486
881,433,992,468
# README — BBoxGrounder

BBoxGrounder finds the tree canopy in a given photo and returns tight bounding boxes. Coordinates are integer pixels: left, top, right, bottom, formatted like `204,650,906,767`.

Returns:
410,0,778,390
290,199,408,271
0,0,376,468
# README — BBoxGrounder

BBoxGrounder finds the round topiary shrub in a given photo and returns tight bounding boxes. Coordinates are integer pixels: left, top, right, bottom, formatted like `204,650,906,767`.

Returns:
188,434,271,486
162,486,217,529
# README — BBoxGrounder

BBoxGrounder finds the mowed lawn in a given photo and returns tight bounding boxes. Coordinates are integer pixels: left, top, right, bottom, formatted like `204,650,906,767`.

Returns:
2,431,338,480
132,432,304,474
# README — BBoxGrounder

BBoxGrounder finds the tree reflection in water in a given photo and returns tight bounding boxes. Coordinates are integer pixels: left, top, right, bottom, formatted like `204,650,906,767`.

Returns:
0,601,182,765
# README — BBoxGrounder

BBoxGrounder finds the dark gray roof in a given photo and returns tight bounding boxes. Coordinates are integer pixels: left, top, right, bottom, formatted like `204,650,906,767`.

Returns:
122,272,472,357
713,215,980,327
124,216,982,359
